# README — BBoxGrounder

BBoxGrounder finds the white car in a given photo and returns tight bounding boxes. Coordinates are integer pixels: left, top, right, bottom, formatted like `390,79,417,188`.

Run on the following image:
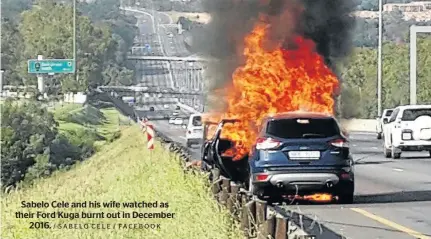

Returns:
172,111,179,116
186,114,203,147
173,118,183,125
168,118,175,124
163,104,169,109
376,108,394,139
383,105,431,159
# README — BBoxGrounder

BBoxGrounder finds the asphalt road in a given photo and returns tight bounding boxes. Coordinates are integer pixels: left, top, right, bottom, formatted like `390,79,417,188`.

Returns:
131,8,203,112
278,132,431,239
127,7,431,239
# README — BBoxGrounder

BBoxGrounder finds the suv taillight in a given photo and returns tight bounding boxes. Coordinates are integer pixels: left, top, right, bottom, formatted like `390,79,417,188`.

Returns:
256,137,281,150
330,139,349,148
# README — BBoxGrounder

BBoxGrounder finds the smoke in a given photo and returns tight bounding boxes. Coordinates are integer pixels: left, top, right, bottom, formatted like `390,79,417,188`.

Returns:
191,0,356,110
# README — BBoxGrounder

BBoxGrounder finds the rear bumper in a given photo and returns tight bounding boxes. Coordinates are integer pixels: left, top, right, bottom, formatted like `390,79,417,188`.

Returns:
251,169,354,194
394,140,431,151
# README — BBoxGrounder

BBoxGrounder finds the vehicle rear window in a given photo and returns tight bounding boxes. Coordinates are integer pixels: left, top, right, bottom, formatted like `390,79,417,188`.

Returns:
401,108,431,121
385,110,393,117
192,116,202,126
266,118,340,139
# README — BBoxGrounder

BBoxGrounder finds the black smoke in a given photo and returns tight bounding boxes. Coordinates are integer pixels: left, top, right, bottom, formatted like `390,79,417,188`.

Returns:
190,0,356,109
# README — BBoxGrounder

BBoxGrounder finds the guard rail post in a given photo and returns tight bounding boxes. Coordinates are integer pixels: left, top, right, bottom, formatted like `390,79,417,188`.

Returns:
219,177,231,205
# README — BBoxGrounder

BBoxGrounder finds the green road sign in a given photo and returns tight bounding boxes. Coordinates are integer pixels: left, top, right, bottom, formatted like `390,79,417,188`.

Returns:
28,59,75,74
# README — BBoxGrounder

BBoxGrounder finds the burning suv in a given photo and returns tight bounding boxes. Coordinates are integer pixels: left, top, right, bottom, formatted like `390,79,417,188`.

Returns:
201,112,355,204
248,112,354,203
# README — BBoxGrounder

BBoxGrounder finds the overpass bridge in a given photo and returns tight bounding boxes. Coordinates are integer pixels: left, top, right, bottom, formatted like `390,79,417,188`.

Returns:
127,55,217,62
97,86,203,96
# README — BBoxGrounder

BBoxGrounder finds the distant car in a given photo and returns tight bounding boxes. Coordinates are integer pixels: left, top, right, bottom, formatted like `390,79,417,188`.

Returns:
163,104,169,109
383,104,431,159
173,118,183,125
149,106,155,111
175,105,181,110
186,114,203,147
172,111,179,116
376,108,394,139
248,112,355,203
158,94,163,98
168,117,175,124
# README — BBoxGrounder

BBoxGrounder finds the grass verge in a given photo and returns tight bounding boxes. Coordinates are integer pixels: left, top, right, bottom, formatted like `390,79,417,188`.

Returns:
1,126,242,239
52,103,129,148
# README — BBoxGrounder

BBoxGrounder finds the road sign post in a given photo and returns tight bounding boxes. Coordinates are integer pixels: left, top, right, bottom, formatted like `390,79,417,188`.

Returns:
36,55,45,94
28,59,75,74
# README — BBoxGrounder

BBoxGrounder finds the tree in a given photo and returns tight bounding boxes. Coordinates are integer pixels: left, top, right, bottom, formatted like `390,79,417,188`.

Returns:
1,99,58,186
17,0,118,92
1,19,25,86
340,36,431,118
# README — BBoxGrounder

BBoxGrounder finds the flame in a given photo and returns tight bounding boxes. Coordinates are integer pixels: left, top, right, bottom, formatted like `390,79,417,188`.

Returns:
286,193,333,202
214,20,339,161
303,193,333,202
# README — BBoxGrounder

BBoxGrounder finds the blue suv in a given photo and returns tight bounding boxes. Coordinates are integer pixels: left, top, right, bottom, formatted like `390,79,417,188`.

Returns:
248,112,355,203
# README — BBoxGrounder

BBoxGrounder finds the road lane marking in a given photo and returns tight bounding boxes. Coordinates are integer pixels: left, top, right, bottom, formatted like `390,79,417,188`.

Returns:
393,168,404,172
350,208,431,239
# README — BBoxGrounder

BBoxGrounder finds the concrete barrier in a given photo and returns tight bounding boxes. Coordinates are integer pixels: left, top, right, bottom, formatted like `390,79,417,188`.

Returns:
339,118,376,133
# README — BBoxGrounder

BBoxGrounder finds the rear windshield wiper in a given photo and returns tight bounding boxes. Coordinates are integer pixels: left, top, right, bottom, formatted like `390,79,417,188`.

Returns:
302,133,325,138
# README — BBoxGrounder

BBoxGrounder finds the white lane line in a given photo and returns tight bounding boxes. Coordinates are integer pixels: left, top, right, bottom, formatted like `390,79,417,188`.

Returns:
393,168,404,172
372,147,378,149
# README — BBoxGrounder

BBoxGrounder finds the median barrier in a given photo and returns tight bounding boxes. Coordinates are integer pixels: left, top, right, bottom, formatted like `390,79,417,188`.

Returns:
340,118,376,133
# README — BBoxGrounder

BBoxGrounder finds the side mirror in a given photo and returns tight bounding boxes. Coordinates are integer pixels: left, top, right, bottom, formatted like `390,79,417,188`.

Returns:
383,118,389,124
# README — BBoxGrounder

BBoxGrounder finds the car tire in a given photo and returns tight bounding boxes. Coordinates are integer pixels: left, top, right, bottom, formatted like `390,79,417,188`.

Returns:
337,182,354,204
200,160,210,172
338,192,354,204
429,151,431,158
383,144,391,158
377,133,382,139
391,146,401,159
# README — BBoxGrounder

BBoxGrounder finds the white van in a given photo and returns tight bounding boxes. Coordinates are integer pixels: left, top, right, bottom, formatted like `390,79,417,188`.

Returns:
186,113,203,147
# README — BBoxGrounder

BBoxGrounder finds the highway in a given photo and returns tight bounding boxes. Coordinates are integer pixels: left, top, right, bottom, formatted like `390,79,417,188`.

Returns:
125,6,431,239
130,7,204,113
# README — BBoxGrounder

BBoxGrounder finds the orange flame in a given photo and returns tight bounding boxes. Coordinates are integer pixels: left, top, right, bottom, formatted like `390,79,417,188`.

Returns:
215,21,339,161
303,193,333,202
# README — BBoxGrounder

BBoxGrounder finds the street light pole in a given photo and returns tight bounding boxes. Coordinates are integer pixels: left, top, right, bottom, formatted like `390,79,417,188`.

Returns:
73,0,77,82
377,0,383,116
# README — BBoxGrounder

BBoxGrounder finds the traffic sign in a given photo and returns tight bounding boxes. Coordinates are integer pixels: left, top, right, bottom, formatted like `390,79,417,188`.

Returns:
28,59,75,74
